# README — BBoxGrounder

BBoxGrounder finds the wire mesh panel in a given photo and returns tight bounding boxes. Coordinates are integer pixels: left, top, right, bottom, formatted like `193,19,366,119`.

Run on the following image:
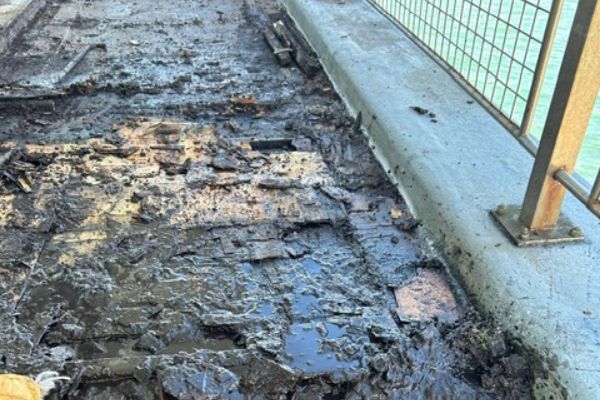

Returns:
369,0,553,128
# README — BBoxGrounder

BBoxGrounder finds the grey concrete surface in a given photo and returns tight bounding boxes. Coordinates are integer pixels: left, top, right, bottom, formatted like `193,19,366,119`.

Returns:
0,0,46,54
279,0,600,398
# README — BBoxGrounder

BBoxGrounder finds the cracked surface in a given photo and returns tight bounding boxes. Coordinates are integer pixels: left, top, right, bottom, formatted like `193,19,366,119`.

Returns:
0,0,534,398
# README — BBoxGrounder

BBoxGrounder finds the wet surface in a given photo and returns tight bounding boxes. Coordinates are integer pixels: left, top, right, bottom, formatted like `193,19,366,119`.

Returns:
0,0,534,398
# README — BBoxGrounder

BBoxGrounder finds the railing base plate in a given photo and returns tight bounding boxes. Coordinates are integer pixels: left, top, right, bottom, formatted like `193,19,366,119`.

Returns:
491,205,584,247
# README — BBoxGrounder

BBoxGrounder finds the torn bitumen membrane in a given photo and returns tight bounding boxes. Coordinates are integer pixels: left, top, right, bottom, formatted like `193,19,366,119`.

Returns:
0,0,534,398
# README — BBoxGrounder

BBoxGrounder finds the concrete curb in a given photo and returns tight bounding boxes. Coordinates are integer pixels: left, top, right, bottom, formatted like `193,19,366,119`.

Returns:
280,0,600,398
0,0,47,55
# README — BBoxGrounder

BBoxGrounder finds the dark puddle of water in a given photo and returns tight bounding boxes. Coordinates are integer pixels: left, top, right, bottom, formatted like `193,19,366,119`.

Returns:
292,293,321,315
290,259,325,315
301,258,321,276
252,302,276,317
282,322,359,374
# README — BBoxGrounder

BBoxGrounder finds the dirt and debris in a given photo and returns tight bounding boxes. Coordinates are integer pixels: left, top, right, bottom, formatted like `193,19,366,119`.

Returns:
0,0,534,398
410,106,438,123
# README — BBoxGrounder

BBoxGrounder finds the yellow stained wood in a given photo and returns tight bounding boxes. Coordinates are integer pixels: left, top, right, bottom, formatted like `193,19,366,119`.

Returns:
0,375,42,400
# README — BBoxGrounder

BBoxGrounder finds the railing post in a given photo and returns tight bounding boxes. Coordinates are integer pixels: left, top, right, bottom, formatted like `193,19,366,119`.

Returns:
592,170,600,207
519,0,600,230
520,0,565,138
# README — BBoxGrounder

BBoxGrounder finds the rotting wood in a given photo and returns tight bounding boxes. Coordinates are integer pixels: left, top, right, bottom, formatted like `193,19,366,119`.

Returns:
0,99,56,112
263,28,292,66
149,144,185,153
0,147,17,171
272,20,320,77
0,88,67,101
55,43,107,85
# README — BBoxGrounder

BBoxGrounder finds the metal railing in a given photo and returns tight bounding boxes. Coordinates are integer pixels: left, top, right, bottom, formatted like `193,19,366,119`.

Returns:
369,0,599,245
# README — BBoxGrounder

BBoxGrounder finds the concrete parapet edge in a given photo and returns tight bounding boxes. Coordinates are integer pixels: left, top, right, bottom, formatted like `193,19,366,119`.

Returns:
0,0,47,55
279,0,600,398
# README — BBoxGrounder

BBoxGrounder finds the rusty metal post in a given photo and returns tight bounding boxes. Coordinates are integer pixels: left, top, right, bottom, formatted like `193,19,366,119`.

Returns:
519,0,600,230
592,170,600,207
492,0,600,246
